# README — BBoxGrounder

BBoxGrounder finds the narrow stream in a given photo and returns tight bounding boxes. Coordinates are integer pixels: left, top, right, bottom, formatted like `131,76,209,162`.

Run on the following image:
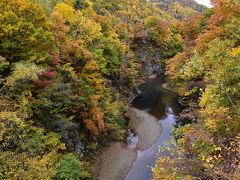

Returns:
126,76,182,180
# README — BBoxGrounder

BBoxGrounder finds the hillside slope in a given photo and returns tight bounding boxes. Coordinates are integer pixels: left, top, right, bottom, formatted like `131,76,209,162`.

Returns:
153,0,240,179
0,0,183,179
150,0,207,20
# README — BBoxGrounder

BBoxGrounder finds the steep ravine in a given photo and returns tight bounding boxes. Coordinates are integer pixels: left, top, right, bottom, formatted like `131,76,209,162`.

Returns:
93,76,182,180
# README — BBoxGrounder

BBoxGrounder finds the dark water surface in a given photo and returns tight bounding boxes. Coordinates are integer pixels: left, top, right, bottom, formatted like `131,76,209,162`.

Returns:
126,76,181,180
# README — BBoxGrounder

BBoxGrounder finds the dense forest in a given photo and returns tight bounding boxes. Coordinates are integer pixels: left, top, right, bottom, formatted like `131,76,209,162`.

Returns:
153,0,240,179
0,0,239,179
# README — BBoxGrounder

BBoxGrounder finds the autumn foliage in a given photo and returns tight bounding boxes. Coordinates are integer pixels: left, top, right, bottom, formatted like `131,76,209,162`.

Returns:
84,97,105,135
0,0,185,178
154,0,240,179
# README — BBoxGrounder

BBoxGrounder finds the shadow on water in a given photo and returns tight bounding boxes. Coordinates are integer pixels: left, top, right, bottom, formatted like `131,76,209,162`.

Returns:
126,76,182,180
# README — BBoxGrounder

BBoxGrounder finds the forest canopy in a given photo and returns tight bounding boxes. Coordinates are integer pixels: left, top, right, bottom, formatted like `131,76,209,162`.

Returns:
0,0,183,179
1,0,239,179
153,0,240,179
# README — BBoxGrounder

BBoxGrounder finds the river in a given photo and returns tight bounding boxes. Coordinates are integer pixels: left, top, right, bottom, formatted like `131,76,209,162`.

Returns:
93,76,182,180
126,76,181,180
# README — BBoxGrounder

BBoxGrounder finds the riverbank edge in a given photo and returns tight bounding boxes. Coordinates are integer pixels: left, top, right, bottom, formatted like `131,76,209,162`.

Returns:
92,108,163,180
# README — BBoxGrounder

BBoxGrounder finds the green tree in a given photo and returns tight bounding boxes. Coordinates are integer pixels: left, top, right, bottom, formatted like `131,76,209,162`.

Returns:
0,0,54,63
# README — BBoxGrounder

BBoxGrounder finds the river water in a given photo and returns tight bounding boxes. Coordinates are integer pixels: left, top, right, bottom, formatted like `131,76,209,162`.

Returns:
126,76,182,180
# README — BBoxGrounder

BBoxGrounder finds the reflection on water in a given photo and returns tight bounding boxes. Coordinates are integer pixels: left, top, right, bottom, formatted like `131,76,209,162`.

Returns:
131,76,181,119
126,76,181,180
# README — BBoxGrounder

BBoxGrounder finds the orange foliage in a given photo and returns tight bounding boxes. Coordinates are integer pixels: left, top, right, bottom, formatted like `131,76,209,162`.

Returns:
211,0,240,24
195,26,226,53
84,97,105,135
51,11,81,63
181,13,204,40
84,119,99,136
166,51,189,80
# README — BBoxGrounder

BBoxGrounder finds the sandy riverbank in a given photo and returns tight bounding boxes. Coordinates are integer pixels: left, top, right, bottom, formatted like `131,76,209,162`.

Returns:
126,108,162,150
93,108,162,180
93,142,137,180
